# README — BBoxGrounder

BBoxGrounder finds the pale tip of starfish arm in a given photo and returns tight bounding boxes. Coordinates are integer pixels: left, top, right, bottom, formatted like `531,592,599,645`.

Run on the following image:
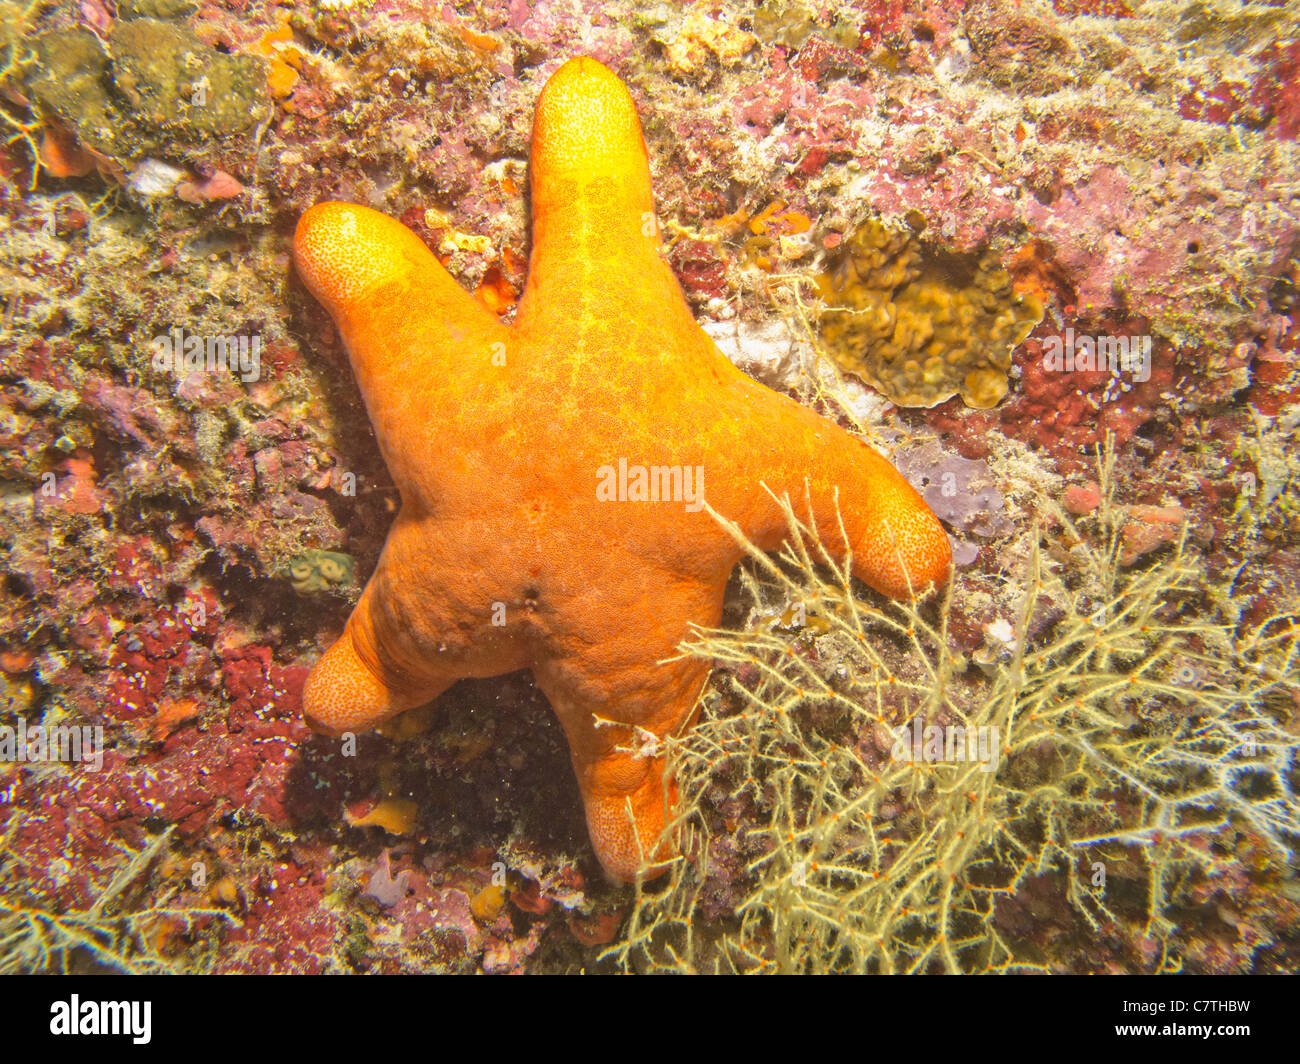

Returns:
302,631,398,736
293,201,427,311
531,56,653,201
905,517,954,593
856,497,954,599
580,756,676,883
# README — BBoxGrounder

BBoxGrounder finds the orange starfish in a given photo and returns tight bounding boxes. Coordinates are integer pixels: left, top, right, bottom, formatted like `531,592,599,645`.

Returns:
293,57,951,881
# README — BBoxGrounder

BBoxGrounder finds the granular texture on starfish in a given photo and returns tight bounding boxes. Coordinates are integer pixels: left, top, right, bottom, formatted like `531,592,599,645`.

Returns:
293,56,951,881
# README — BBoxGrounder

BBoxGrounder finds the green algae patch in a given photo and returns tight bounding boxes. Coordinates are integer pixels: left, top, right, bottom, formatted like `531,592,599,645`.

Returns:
751,0,858,49
25,30,118,156
110,19,267,144
25,18,268,168
283,550,357,594
116,0,199,18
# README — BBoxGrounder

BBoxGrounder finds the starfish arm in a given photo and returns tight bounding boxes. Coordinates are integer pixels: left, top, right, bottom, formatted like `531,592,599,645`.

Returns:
293,203,511,486
302,517,466,735
302,616,436,736
517,57,673,339
303,599,452,736
536,662,709,882
533,575,722,881
708,381,952,598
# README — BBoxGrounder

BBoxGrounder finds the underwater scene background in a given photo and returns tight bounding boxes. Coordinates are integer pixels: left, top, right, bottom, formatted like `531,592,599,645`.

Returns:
0,0,1297,973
